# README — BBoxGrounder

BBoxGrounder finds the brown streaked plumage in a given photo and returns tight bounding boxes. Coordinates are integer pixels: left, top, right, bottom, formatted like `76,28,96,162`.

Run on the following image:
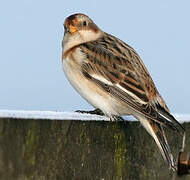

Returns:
62,13,185,171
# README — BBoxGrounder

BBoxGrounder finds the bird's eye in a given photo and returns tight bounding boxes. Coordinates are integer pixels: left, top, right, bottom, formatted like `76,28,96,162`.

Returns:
83,21,87,26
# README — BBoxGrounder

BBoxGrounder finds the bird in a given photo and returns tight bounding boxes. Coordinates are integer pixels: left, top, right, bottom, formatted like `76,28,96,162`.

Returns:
62,13,185,171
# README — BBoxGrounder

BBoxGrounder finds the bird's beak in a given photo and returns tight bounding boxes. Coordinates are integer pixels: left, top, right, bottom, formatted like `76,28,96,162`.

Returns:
64,25,77,35
69,25,77,34
64,18,78,35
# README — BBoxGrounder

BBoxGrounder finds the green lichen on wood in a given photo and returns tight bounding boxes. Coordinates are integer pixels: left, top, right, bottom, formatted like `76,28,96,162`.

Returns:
112,123,128,180
25,121,39,166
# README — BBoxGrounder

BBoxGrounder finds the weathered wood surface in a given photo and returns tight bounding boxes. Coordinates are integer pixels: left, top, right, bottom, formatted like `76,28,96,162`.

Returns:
0,117,189,180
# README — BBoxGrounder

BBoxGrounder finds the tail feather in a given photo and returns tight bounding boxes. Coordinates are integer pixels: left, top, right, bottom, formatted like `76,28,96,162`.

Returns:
136,115,177,171
150,121,176,170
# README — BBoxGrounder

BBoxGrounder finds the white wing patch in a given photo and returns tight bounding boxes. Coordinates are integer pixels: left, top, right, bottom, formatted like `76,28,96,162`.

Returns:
116,84,147,104
90,74,146,105
90,73,147,105
91,74,113,85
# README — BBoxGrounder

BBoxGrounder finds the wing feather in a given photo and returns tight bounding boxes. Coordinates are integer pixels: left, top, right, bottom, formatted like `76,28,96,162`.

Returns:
80,34,184,134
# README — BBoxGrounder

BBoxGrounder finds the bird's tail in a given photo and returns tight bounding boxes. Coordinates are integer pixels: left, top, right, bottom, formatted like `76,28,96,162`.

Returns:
150,120,176,170
136,115,177,171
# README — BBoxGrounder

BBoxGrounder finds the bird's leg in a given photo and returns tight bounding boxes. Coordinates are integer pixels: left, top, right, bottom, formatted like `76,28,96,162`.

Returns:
75,108,105,116
110,115,125,121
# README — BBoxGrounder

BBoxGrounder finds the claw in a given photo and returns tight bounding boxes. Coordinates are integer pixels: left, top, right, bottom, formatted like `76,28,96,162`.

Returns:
110,115,125,121
75,108,104,116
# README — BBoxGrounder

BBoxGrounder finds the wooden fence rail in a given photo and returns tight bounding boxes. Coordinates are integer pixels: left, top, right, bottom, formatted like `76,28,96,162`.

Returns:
0,111,189,180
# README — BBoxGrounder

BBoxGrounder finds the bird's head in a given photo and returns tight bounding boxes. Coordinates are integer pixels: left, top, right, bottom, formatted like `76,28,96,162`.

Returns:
62,13,103,58
64,13,99,35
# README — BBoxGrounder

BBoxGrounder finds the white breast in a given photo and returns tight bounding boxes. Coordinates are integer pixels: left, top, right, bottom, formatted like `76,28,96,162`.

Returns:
62,48,132,117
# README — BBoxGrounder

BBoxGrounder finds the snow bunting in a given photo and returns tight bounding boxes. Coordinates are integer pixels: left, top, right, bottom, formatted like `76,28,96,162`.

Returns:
62,13,185,170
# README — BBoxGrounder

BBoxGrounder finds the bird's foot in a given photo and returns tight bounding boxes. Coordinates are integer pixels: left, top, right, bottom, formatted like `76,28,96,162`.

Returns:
75,108,105,116
110,115,125,121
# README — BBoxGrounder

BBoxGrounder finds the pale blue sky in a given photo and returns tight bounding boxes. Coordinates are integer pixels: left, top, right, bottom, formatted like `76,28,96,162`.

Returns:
0,0,190,113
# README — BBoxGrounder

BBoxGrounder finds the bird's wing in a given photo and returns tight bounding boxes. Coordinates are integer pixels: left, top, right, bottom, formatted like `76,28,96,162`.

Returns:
79,34,184,134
